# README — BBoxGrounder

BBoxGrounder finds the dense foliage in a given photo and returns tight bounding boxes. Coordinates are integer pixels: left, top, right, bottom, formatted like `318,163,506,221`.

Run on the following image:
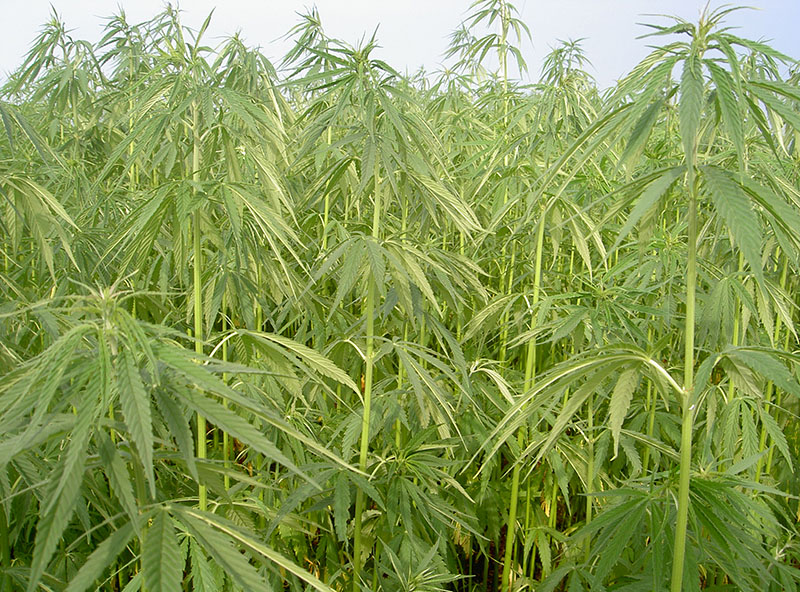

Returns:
1,3,800,591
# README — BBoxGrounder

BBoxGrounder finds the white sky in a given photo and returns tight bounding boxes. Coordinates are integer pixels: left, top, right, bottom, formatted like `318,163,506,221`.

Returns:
1,1,798,89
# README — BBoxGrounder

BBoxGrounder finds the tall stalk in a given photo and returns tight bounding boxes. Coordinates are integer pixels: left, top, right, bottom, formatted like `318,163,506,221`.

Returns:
501,211,546,591
191,100,207,512
671,168,697,592
352,158,382,591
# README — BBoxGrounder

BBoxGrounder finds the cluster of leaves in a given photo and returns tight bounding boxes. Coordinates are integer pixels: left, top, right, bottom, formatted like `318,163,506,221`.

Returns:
1,2,800,591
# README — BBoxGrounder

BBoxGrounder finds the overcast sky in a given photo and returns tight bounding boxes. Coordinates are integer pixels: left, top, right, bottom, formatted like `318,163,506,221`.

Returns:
1,1,798,89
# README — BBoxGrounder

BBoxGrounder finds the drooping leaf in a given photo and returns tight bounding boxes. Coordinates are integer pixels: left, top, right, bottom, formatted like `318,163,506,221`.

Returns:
702,166,764,286
608,367,640,457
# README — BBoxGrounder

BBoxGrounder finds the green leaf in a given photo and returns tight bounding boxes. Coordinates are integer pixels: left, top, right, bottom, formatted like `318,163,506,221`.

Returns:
608,368,640,457
620,98,664,171
534,361,624,466
178,508,336,592
679,54,704,162
143,509,183,592
98,433,139,530
154,389,198,481
26,385,98,592
706,60,744,161
729,348,800,400
702,166,764,286
175,511,267,592
756,407,792,471
173,382,319,490
333,473,350,542
64,520,137,592
611,166,684,254
116,349,155,496
242,331,360,396
189,537,222,592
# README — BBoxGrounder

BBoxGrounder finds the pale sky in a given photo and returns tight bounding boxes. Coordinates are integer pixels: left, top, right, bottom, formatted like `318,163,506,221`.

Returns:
1,1,798,89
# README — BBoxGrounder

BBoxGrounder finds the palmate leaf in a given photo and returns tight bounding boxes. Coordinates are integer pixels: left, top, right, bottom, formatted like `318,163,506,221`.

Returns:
0,324,89,435
154,344,314,484
415,173,482,235
610,166,684,255
153,388,198,481
481,347,684,470
174,507,336,592
172,381,319,490
588,496,648,580
619,97,665,172
238,330,360,396
727,347,800,400
747,83,800,137
189,537,222,592
153,341,358,475
701,166,764,286
560,199,606,277
395,346,457,434
173,510,267,592
533,362,623,465
738,174,800,273
142,509,183,592
756,407,792,470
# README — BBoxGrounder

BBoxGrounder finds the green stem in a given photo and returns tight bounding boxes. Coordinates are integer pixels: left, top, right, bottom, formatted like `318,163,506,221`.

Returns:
521,481,532,577
671,170,697,592
191,100,206,513
321,126,333,252
501,212,545,591
353,160,382,591
222,294,230,491
754,256,788,482
642,326,656,473
193,212,206,512
585,394,594,562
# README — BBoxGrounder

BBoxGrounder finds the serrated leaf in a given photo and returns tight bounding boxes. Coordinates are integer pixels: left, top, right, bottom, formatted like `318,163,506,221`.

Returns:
64,520,138,592
609,368,639,457
26,387,98,592
174,384,318,490
740,406,759,461
706,60,744,161
728,348,800,401
702,166,764,286
757,406,792,471
189,538,221,592
620,98,664,171
143,509,182,592
680,54,704,161
154,389,198,481
333,474,350,542
176,511,267,592
612,167,684,254
116,349,154,495
179,508,335,592
98,433,139,530
243,331,359,396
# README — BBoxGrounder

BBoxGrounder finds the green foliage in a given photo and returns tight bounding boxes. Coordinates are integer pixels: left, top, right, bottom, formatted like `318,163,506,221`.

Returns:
1,4,799,592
